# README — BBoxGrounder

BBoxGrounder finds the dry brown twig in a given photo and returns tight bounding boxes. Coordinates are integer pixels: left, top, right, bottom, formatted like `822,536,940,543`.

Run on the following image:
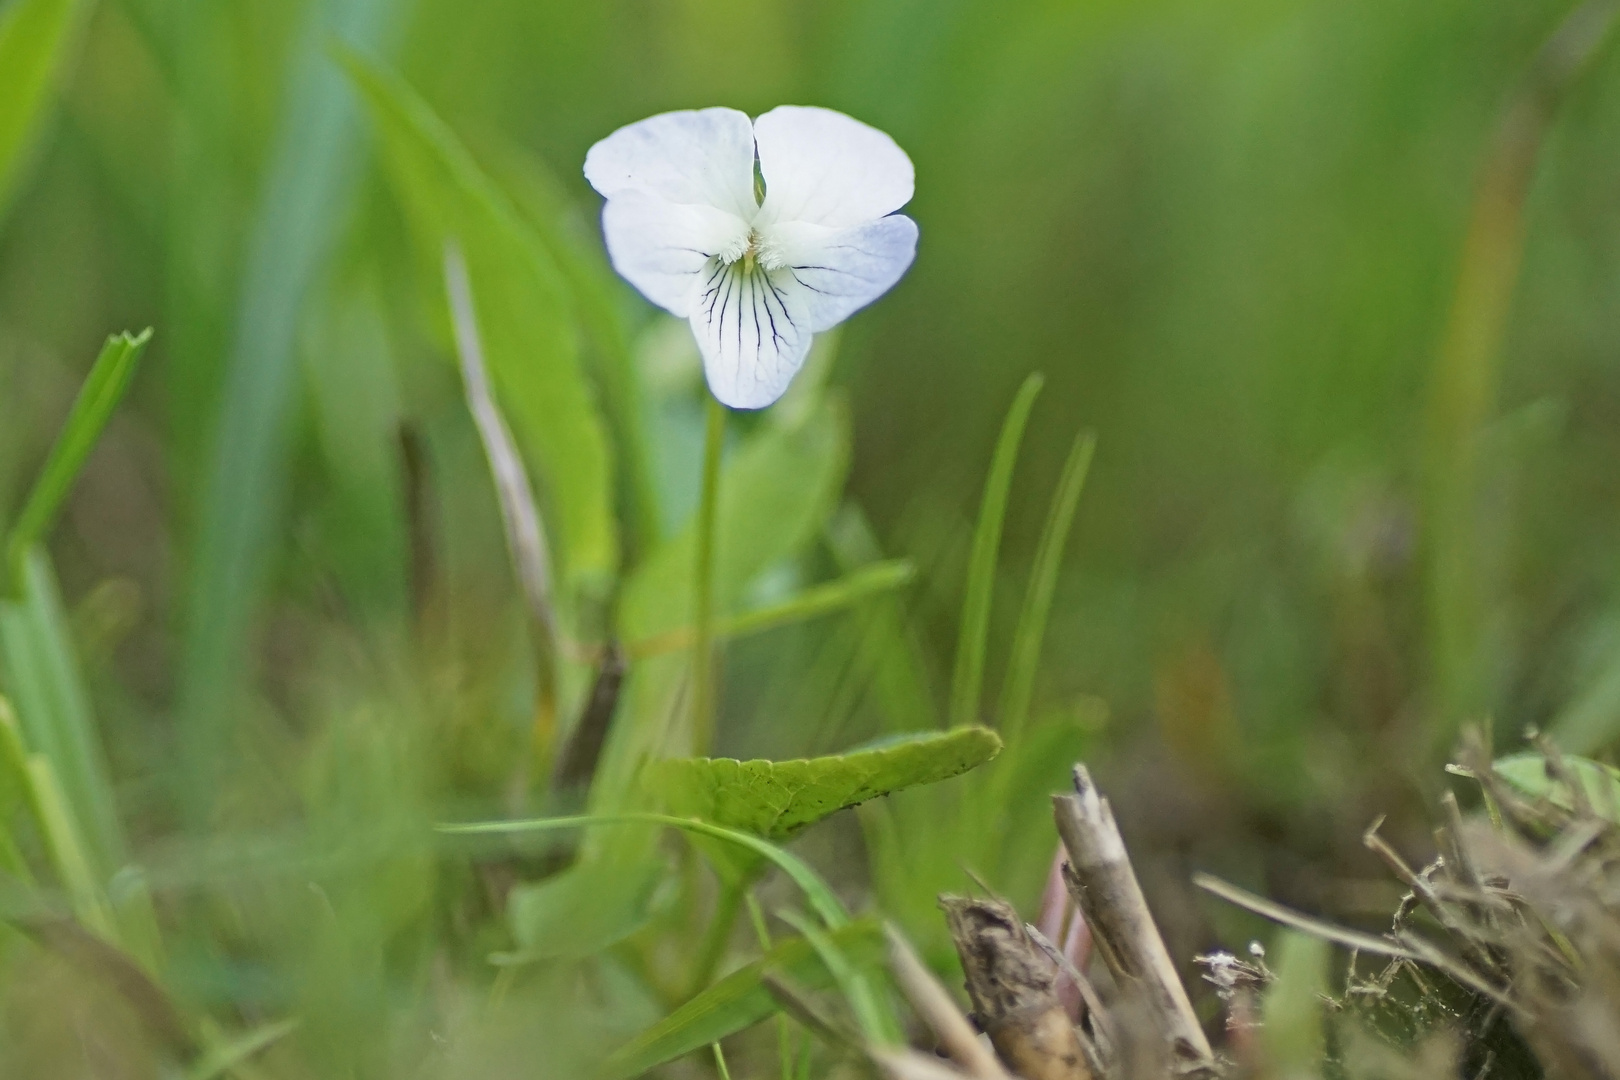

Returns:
1053,766,1217,1078
941,895,1092,1080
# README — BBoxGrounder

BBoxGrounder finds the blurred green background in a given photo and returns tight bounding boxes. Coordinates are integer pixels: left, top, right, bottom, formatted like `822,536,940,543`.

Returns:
3,0,1620,1073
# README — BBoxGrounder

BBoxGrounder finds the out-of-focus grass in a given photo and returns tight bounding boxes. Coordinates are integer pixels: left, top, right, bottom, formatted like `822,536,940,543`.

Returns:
2,0,1620,1073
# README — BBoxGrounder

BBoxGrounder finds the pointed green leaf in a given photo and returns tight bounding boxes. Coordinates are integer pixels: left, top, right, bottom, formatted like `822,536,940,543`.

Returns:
650,727,1003,844
0,0,89,216
949,373,1043,729
5,330,151,592
595,920,884,1080
341,48,617,591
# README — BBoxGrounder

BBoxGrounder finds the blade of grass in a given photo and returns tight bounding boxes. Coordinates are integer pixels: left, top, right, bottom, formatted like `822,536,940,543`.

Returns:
0,548,125,875
596,920,884,1080
188,1018,300,1080
0,696,37,884
0,683,112,938
0,0,91,217
178,0,399,822
778,909,901,1046
996,432,1095,744
440,811,849,929
825,505,938,731
948,373,1043,729
26,755,114,937
1423,0,1620,739
627,560,916,659
4,330,151,593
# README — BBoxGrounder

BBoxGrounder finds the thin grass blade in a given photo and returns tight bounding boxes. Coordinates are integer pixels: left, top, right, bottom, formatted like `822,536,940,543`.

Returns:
4,329,151,591
996,431,1095,743
0,549,124,875
177,0,400,822
0,0,90,216
188,1018,301,1080
627,560,916,659
439,811,849,929
778,909,902,1046
948,373,1043,729
595,921,884,1080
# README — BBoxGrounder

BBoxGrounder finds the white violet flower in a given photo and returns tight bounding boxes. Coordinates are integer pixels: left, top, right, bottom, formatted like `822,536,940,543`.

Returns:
585,106,918,409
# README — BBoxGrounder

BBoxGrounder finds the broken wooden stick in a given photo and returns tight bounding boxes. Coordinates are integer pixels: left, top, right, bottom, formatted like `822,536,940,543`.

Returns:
941,895,1091,1080
1053,765,1216,1077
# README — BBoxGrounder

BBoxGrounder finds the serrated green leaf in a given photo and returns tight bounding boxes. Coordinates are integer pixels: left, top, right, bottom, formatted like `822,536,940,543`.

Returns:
1493,752,1620,821
0,0,89,217
949,373,1043,729
595,920,884,1080
651,727,1002,844
5,330,151,592
341,48,618,592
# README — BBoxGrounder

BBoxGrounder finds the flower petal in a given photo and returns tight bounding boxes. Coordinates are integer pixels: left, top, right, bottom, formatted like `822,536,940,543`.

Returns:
601,191,751,316
690,259,813,409
767,214,918,331
753,106,914,228
584,107,758,220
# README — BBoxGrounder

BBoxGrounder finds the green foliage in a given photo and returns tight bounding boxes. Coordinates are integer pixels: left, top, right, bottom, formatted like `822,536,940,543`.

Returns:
652,727,1002,843
0,329,147,904
1493,752,1620,820
11,0,1620,1074
597,920,884,1080
186,1019,300,1080
4,329,150,592
176,0,399,822
998,432,1095,743
949,373,1043,729
0,0,86,216
444,812,853,928
619,402,850,642
343,48,619,595
1262,931,1330,1080
0,552,123,880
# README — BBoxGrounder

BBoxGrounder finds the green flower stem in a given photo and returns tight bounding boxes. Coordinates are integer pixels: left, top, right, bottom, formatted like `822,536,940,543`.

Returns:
691,396,726,753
